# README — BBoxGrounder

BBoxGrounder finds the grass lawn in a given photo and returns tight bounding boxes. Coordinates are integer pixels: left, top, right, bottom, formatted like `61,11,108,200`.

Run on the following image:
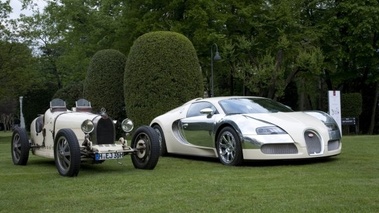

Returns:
0,131,378,212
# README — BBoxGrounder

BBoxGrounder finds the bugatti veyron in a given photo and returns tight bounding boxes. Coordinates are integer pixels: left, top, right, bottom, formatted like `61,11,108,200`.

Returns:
150,96,341,166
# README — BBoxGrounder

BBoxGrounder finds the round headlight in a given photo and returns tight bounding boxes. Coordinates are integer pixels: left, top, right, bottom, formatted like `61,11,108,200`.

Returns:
121,118,134,133
81,119,94,134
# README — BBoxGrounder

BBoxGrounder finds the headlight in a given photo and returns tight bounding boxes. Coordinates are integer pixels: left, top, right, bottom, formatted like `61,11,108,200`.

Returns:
121,118,134,133
256,126,286,135
305,111,340,132
325,122,339,131
81,119,94,134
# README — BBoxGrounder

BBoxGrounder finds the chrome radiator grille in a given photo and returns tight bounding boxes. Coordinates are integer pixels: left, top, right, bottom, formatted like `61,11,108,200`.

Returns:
304,130,321,155
94,118,115,145
261,144,298,154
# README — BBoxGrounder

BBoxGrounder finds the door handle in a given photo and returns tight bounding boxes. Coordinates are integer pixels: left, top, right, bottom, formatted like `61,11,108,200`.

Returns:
182,123,188,128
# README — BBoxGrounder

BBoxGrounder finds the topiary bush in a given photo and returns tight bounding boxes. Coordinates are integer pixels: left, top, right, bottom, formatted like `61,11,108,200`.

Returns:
83,49,126,120
124,31,203,127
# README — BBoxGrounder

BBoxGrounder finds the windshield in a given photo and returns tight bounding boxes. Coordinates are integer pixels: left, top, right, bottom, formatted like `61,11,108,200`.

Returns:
219,98,293,115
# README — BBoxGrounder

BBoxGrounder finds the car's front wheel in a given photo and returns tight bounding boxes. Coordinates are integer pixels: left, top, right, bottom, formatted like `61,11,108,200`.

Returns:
216,126,243,166
11,127,30,165
54,129,81,177
131,126,160,170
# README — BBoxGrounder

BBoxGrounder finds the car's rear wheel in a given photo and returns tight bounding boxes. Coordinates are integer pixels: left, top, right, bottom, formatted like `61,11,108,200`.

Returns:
11,127,30,165
152,124,167,156
54,129,81,177
216,126,243,166
131,126,160,170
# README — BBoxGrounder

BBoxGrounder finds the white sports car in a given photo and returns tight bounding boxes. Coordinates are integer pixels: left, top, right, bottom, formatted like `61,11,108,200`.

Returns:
12,98,160,177
150,96,342,165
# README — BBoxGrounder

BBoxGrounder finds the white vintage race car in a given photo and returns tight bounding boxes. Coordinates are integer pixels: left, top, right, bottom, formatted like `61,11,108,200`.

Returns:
150,96,342,166
11,98,160,177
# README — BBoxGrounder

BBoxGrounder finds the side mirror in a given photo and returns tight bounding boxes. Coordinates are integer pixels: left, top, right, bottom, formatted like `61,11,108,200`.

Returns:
200,108,214,117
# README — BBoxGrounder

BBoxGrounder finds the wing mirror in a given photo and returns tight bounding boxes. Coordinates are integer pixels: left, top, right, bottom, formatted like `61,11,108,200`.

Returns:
200,108,214,117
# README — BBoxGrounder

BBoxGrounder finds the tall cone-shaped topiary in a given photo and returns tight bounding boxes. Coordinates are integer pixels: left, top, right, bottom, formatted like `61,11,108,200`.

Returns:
124,31,203,127
84,49,126,120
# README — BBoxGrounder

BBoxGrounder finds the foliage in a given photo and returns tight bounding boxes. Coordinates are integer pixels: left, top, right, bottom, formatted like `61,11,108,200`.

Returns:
3,0,379,133
0,97,17,131
53,81,84,109
83,49,126,119
0,97,17,115
1,133,379,212
224,0,326,103
319,0,379,88
124,31,203,127
0,40,39,99
341,93,362,118
23,83,59,131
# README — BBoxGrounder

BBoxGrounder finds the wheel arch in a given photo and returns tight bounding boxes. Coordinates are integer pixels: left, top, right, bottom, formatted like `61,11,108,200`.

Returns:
214,120,244,149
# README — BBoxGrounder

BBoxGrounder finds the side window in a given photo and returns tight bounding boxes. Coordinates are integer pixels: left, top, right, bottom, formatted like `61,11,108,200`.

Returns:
186,102,218,118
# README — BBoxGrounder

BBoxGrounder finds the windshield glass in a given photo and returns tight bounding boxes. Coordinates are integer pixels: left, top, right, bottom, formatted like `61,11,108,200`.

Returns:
219,98,293,114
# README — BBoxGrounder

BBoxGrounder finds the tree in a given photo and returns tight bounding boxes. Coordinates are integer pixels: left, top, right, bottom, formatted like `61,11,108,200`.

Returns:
124,31,203,127
218,0,324,110
0,0,12,40
6,0,379,134
53,81,84,109
0,40,38,99
0,97,17,131
83,49,126,119
318,0,379,133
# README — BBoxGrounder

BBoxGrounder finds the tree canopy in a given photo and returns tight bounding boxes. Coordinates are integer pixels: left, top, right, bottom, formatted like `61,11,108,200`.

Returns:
1,0,379,133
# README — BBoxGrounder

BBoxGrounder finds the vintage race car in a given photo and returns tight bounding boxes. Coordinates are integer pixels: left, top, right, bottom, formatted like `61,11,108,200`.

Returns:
150,96,342,166
11,98,160,176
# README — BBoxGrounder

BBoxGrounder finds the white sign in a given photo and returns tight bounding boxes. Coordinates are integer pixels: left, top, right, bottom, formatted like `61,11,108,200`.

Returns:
328,91,341,134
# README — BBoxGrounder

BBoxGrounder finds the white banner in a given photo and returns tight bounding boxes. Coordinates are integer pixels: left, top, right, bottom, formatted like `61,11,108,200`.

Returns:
328,91,341,134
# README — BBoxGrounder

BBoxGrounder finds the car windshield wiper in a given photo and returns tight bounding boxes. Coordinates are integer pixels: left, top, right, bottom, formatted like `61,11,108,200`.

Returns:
226,112,242,115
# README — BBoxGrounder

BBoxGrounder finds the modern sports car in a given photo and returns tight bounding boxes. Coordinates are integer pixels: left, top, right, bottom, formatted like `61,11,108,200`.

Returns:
150,96,341,165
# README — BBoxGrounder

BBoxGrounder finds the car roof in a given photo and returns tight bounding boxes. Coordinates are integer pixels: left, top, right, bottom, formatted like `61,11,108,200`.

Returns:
189,96,267,104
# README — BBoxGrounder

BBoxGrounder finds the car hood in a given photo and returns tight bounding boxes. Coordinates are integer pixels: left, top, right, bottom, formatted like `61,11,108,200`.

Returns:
239,112,329,141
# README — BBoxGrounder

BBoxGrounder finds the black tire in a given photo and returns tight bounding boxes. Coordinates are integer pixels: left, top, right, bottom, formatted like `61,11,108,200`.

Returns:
54,129,81,177
131,126,160,170
216,126,243,166
11,127,30,165
152,124,167,156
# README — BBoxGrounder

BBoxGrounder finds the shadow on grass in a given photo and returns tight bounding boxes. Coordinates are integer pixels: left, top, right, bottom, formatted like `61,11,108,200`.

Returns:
243,157,340,167
24,156,136,176
163,153,340,167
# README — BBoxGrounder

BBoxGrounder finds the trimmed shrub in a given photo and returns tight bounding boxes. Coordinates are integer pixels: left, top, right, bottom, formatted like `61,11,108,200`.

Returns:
341,93,362,117
124,31,203,127
83,49,126,119
53,82,83,109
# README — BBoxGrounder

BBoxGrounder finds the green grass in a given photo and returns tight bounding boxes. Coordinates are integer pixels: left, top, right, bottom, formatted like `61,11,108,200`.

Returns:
1,132,378,212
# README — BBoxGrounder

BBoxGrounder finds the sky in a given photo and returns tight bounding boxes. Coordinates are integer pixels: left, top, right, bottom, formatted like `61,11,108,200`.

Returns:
8,0,47,19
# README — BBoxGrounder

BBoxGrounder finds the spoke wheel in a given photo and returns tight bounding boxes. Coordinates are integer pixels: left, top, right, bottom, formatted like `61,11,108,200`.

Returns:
152,124,167,156
54,129,81,177
131,126,160,170
216,127,243,166
11,127,30,165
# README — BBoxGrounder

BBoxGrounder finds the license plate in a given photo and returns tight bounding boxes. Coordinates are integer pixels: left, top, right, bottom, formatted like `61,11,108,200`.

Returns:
95,152,123,160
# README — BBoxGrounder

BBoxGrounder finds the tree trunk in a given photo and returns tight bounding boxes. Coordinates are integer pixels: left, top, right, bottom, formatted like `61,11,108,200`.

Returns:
368,82,379,134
